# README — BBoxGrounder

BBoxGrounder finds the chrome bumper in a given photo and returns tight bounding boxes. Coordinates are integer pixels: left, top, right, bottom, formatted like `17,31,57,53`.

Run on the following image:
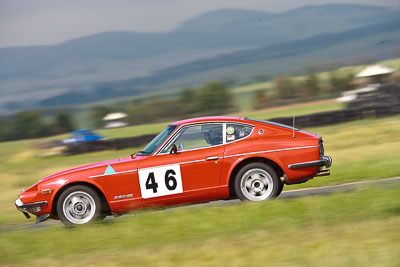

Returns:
15,198,47,219
288,156,332,170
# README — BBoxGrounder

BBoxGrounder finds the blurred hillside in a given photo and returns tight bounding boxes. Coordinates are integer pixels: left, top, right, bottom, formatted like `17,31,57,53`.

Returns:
0,4,399,112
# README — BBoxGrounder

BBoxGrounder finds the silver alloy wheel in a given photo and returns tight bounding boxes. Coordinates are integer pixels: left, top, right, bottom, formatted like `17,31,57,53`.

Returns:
240,168,274,201
62,191,96,224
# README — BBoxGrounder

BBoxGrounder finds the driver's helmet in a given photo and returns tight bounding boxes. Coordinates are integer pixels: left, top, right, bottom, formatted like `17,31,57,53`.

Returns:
201,124,222,145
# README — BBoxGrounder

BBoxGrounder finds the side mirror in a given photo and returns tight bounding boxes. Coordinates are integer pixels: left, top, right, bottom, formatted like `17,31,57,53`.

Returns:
178,143,184,151
169,144,179,155
130,152,137,159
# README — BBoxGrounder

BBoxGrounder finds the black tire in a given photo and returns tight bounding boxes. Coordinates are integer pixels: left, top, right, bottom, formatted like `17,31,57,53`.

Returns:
57,185,104,226
276,179,284,197
234,162,281,201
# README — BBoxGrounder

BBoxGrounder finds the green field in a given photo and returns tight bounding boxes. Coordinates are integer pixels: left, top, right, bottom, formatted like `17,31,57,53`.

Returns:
231,99,344,120
0,99,400,265
97,99,343,139
2,32,400,265
0,106,399,226
45,99,344,140
1,185,399,266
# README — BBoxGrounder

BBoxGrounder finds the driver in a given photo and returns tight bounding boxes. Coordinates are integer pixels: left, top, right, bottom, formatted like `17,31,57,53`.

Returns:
201,124,222,146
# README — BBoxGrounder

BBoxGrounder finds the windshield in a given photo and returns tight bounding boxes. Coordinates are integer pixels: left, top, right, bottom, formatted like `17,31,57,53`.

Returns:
137,125,178,156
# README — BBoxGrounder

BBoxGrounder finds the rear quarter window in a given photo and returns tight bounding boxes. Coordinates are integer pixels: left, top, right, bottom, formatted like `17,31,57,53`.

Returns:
226,123,253,143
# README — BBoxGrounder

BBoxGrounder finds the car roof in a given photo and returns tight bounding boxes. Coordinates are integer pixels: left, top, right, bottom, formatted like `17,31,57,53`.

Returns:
171,116,246,125
72,129,93,134
172,116,298,131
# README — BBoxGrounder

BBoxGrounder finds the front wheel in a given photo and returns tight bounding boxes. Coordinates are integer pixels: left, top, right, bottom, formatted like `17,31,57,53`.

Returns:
234,163,281,201
57,185,104,226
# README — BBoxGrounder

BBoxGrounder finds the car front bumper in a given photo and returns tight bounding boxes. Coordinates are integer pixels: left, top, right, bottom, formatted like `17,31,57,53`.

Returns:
15,198,48,221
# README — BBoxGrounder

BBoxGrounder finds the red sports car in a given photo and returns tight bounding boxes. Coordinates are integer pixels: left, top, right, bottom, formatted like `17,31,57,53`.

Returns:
16,116,331,225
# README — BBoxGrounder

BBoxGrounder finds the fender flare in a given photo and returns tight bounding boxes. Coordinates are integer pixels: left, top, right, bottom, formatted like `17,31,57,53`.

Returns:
224,155,286,195
50,179,110,217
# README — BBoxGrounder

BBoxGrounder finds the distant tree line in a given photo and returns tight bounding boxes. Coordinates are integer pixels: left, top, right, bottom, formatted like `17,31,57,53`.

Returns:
0,82,234,142
3,67,397,142
0,109,74,142
254,69,354,109
91,81,234,127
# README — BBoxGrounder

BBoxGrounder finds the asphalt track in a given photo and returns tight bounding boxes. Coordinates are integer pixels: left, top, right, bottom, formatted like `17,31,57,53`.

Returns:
2,177,400,232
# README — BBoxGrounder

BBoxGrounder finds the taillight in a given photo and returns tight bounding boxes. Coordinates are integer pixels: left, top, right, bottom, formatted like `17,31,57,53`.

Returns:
319,138,324,157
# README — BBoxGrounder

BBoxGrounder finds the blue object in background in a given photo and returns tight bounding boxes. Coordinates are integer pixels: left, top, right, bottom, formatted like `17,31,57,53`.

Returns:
62,129,103,144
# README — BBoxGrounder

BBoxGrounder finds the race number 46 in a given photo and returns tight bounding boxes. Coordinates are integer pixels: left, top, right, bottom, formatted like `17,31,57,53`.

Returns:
138,165,183,199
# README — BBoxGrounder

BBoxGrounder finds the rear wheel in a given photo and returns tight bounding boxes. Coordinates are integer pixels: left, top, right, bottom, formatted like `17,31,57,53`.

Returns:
57,185,104,226
234,163,281,201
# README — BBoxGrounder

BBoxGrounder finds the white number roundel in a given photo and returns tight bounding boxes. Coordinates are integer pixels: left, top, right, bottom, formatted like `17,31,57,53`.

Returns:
138,164,183,199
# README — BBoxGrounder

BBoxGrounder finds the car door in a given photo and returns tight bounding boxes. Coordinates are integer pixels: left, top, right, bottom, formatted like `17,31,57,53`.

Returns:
137,123,225,206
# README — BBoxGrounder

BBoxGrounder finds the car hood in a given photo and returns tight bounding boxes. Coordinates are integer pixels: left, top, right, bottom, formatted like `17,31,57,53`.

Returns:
37,156,144,183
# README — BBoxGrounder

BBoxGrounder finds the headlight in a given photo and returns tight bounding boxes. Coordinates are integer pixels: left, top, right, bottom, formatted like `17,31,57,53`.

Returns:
27,206,41,213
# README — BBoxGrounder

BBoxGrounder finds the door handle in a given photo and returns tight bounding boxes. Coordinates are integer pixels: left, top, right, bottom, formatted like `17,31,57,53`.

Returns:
206,156,219,161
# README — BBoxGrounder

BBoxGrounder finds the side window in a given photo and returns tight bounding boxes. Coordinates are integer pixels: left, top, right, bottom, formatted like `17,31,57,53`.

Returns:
162,123,223,153
226,124,253,143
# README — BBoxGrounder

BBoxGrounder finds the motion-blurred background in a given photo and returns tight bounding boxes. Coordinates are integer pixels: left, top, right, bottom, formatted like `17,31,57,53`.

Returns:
1,0,399,266
1,0,400,135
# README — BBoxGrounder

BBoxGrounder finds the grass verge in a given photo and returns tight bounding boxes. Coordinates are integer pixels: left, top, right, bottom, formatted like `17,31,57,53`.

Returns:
1,184,399,266
0,114,399,225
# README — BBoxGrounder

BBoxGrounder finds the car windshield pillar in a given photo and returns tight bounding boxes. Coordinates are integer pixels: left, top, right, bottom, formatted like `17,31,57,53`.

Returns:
137,125,178,156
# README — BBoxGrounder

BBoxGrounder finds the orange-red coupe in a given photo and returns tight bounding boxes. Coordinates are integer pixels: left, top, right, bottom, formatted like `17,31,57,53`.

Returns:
16,116,331,225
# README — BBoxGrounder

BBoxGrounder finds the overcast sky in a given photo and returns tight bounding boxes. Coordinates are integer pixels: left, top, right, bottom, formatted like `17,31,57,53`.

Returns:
0,0,398,48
